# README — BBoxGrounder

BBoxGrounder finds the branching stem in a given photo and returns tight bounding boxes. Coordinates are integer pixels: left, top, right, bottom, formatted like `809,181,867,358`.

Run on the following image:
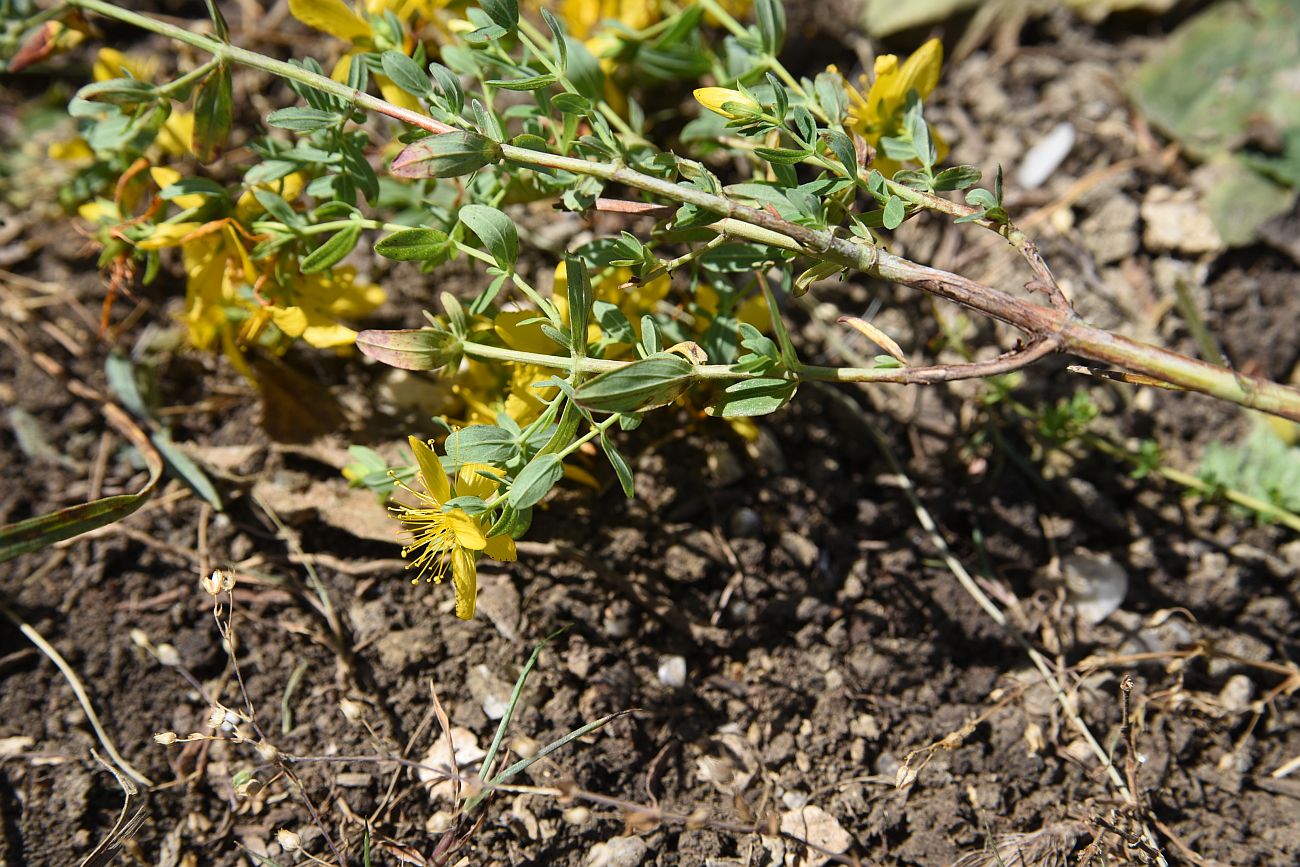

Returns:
66,0,1300,421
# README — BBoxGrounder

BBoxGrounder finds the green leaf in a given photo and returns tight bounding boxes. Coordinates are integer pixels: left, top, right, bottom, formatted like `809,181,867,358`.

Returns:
933,165,982,191
380,50,433,99
553,93,593,115
0,406,163,563
600,431,634,497
565,255,593,354
444,425,521,467
252,189,299,225
706,377,796,417
485,73,558,92
541,7,568,71
458,204,518,268
355,328,462,370
203,0,229,41
882,195,906,230
374,227,452,261
794,260,844,296
753,146,812,166
300,221,361,273
814,70,849,123
266,107,339,132
573,354,697,414
593,301,635,344
564,37,605,100
159,178,228,201
390,131,500,178
77,78,157,105
509,453,563,509
152,430,223,510
640,315,661,355
192,64,233,163
755,0,787,55
824,129,859,180
482,0,519,33
428,62,465,113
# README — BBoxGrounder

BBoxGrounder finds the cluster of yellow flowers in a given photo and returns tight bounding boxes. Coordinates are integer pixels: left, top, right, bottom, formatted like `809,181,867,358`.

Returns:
696,38,945,178
58,46,385,374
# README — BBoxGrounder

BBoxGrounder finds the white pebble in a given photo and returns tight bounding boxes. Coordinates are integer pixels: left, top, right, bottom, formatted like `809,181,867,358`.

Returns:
1016,122,1076,190
656,655,687,688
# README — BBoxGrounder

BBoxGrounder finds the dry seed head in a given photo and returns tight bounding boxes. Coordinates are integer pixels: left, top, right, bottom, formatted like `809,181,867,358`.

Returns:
154,731,178,745
255,740,279,762
275,829,301,852
206,707,226,730
235,776,263,798
129,628,152,650
200,569,223,597
155,643,180,666
426,810,455,834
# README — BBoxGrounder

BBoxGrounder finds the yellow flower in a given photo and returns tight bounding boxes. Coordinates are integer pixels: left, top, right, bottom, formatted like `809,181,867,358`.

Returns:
693,87,760,121
267,266,387,349
837,38,946,176
551,260,670,355
288,0,445,112
394,436,517,619
92,47,159,83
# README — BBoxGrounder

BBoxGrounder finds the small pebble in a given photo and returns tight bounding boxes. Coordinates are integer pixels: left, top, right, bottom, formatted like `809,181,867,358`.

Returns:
656,655,687,688
586,835,649,867
729,507,763,538
1016,122,1076,190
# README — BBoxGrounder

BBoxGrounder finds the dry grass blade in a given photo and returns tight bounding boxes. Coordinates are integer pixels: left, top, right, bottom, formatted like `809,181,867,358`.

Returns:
78,750,148,867
0,597,155,788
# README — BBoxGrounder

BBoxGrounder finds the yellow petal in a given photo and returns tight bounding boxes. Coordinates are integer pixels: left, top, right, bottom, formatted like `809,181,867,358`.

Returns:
157,110,195,157
896,38,943,103
562,463,600,490
93,47,157,83
378,76,424,113
494,309,554,355
77,199,115,223
408,435,451,503
484,533,516,562
693,87,756,121
150,166,205,209
451,546,478,619
445,509,487,550
456,463,501,501
289,0,372,41
136,221,203,250
270,305,309,337
49,138,94,162
300,322,358,348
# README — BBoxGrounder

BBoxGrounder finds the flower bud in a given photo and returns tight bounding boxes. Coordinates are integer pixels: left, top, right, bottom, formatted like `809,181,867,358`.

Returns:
355,327,462,371
693,87,762,121
390,131,501,179
574,353,699,414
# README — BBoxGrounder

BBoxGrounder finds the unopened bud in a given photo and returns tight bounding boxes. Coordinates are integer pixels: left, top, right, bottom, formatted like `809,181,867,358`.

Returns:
355,327,461,371
693,87,762,121
390,131,501,179
573,353,698,414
